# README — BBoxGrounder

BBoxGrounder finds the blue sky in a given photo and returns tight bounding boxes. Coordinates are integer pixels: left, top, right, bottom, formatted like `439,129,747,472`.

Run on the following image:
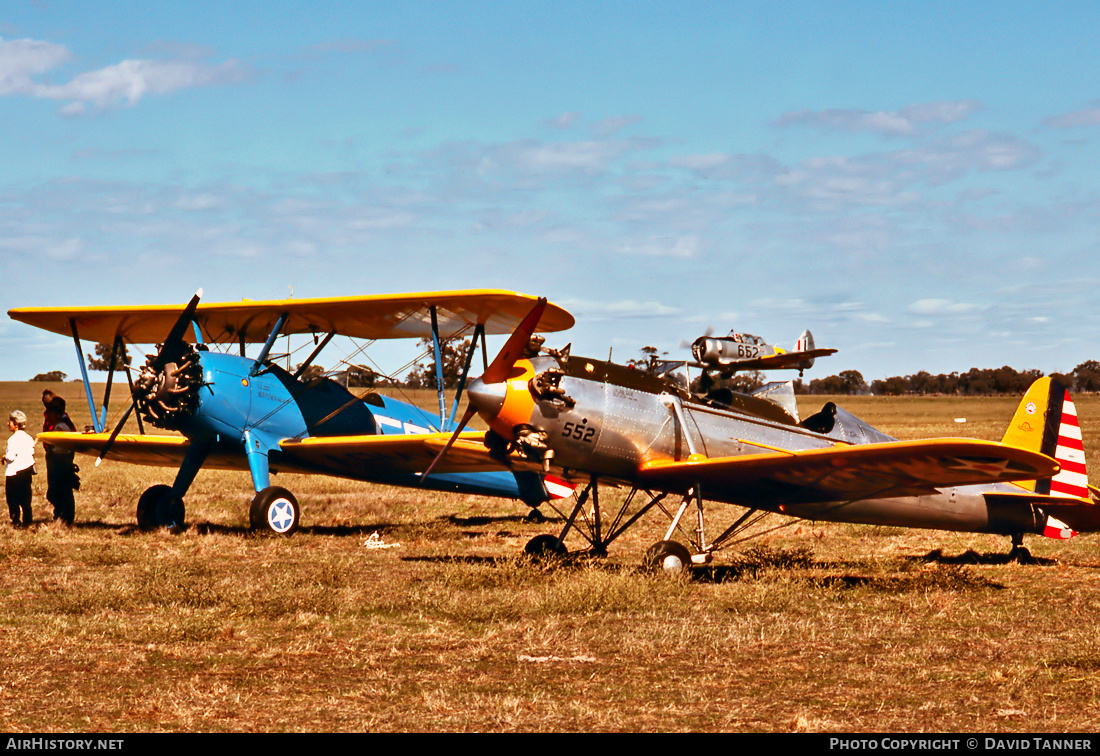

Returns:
4,1,1100,384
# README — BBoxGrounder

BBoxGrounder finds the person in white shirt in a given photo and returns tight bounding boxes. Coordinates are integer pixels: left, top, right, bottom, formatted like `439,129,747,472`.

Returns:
4,410,36,527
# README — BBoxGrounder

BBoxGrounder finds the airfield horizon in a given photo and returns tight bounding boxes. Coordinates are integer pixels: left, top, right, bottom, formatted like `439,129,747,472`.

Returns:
0,384,1099,731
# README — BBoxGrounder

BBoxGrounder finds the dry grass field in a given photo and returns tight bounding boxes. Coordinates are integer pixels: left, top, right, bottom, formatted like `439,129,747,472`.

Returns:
2,382,1100,732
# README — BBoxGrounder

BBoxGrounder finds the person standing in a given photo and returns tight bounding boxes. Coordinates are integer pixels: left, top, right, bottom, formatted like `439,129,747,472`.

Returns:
42,397,76,525
4,410,36,527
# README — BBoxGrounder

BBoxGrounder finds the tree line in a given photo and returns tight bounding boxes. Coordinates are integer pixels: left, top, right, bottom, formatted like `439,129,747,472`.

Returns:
31,340,1100,398
796,361,1100,396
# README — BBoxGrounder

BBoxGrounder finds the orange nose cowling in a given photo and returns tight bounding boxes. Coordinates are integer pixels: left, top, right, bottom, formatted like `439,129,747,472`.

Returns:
467,359,536,441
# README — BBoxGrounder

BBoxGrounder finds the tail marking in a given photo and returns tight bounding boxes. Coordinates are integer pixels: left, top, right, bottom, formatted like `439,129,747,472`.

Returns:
1049,388,1088,499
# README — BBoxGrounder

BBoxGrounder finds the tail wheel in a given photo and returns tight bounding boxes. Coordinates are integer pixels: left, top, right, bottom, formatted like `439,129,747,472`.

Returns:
250,486,300,535
136,484,185,531
644,540,692,575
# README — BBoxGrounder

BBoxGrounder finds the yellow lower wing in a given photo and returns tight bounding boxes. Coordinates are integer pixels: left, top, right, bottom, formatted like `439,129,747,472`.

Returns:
42,430,507,479
37,432,247,471
279,432,505,475
637,438,1059,505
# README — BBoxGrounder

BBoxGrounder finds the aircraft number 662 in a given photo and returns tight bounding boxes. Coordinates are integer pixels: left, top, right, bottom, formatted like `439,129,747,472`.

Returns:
562,421,596,443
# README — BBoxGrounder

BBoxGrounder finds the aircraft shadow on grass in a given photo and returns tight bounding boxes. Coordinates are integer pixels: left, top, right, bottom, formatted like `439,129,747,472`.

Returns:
54,518,1077,590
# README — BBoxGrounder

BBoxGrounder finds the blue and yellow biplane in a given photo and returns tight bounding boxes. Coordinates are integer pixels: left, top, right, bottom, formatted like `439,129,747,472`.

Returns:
9,290,575,533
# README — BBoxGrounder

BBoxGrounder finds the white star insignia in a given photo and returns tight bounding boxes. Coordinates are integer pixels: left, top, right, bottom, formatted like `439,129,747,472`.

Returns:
270,501,295,531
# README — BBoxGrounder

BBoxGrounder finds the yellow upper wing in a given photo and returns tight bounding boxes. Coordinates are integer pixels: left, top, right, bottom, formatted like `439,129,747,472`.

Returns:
637,438,1059,505
9,289,574,344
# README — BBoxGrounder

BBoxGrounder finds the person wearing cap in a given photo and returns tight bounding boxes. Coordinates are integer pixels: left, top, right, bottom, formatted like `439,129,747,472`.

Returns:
4,410,36,527
43,397,76,525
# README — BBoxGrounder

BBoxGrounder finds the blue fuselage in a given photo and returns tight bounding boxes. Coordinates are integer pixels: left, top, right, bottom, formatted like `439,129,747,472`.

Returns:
177,351,539,501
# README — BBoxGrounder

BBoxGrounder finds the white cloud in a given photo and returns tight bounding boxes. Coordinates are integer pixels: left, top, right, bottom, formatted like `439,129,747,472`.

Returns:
895,130,1041,184
591,115,642,137
175,193,225,211
545,112,581,129
514,140,626,172
616,235,700,258
0,37,72,94
44,58,246,114
773,100,982,138
1044,102,1100,129
0,36,245,114
908,298,985,315
561,298,682,319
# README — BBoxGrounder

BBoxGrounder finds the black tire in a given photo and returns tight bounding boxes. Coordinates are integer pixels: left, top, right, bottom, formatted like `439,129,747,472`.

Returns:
249,486,300,535
524,533,567,560
644,540,693,574
136,484,185,531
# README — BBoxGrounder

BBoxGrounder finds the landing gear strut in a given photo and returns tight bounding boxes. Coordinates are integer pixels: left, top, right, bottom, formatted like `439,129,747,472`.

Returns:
1009,532,1033,563
523,477,673,562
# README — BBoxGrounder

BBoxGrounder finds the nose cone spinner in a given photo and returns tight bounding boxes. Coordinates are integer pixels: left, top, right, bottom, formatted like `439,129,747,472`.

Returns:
466,376,507,420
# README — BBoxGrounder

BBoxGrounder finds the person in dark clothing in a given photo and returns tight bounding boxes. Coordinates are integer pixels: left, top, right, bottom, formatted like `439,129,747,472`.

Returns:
42,397,77,525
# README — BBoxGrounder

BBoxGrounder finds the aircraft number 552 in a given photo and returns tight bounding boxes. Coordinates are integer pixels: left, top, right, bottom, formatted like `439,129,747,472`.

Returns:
562,421,596,443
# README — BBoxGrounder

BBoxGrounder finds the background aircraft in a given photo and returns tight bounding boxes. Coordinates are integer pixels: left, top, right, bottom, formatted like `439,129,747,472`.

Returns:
433,301,1096,570
691,328,837,376
10,290,575,534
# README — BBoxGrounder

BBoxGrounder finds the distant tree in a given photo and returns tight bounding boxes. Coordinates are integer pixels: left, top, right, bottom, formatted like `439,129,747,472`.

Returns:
693,370,764,395
627,346,666,374
346,365,377,388
86,342,133,372
294,363,327,382
31,371,67,382
1049,372,1073,389
406,338,471,389
725,371,765,393
870,376,908,396
838,370,868,394
806,370,867,395
1072,361,1100,392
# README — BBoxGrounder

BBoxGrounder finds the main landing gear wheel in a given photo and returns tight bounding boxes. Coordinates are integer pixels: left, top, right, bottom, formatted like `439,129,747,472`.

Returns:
136,484,186,531
524,534,567,560
250,486,300,536
644,540,692,575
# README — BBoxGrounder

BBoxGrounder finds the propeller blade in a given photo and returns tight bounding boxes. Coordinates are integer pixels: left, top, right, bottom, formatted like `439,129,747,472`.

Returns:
101,288,204,467
421,405,478,482
151,288,203,370
423,297,547,483
482,297,547,384
94,399,137,467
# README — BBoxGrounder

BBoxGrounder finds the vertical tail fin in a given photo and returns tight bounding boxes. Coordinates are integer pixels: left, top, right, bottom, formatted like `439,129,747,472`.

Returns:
1001,377,1088,498
794,330,815,370
794,329,815,354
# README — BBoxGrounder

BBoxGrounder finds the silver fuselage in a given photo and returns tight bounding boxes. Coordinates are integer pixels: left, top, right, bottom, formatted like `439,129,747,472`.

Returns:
471,355,1044,536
